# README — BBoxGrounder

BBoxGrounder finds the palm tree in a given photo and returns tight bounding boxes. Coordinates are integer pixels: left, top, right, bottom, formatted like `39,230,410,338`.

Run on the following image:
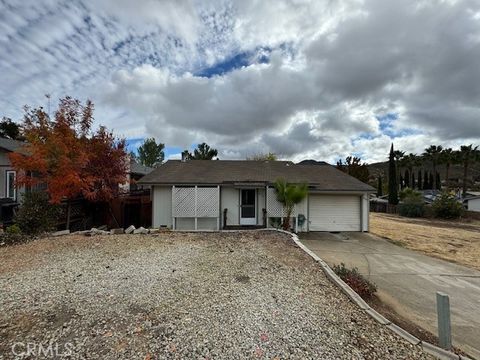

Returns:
273,178,308,231
440,148,455,190
423,145,443,191
458,145,480,197
412,154,423,189
402,153,417,188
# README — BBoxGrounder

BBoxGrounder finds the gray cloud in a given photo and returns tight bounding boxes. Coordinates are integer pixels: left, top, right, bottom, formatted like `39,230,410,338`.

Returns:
1,0,479,163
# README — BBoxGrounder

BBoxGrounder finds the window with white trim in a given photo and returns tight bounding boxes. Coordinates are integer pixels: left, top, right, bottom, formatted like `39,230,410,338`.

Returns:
6,170,16,200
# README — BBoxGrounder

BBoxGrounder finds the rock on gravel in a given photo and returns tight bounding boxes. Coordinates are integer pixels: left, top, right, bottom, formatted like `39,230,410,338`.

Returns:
0,231,433,359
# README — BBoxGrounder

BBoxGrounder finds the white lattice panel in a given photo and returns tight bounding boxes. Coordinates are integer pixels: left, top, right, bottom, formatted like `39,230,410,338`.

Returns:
196,187,219,217
266,187,298,217
173,187,196,217
172,186,219,218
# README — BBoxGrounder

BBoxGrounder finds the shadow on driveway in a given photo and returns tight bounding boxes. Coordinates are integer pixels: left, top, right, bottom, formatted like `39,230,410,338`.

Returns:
300,231,480,359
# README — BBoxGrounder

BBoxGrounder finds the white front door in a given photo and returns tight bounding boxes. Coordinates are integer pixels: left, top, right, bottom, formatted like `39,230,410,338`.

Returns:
240,189,256,225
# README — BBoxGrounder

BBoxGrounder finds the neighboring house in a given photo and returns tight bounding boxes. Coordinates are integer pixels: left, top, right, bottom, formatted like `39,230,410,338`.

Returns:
464,194,480,212
0,137,27,202
119,158,153,193
111,158,154,229
0,137,27,224
139,160,375,232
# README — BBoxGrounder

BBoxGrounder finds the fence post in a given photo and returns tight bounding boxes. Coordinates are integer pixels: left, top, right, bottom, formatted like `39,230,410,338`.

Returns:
436,292,452,350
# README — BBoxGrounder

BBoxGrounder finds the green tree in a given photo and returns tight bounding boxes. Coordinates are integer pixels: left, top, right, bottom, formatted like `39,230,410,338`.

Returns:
404,169,410,188
247,152,277,161
15,191,61,235
423,145,443,190
402,153,418,188
393,150,405,189
457,145,480,197
388,144,398,205
186,142,218,160
336,156,370,183
0,117,23,140
377,176,383,197
273,178,308,231
137,138,165,167
398,188,424,218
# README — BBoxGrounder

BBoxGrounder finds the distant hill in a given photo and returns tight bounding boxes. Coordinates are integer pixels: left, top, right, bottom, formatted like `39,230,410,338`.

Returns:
297,159,330,166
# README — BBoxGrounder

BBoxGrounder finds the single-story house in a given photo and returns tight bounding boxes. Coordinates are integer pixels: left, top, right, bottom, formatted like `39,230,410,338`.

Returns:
0,137,28,224
138,160,375,232
119,157,153,193
464,195,480,212
0,137,27,202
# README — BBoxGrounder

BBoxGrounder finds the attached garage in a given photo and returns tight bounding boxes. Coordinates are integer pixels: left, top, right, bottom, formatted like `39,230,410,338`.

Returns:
309,194,362,232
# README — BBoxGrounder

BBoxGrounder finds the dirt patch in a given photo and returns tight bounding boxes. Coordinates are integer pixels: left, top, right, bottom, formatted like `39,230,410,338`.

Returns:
370,213,480,270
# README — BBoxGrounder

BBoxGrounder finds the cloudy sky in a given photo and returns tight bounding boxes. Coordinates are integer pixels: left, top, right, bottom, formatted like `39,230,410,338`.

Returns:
1,0,479,163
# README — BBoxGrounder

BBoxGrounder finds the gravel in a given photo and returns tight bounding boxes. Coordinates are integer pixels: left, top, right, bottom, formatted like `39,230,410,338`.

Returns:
0,231,432,359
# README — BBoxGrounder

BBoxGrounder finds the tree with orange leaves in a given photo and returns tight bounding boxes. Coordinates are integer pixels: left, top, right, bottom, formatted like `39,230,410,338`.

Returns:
9,97,128,225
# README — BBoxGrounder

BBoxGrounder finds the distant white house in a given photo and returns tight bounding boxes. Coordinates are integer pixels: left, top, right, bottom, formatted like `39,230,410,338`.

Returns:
138,160,375,232
464,192,480,212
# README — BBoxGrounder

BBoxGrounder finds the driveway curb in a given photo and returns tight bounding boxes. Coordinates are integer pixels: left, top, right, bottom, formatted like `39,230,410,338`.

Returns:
262,229,470,360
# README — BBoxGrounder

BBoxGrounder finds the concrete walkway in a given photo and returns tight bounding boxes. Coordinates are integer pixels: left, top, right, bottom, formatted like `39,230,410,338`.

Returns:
300,232,480,359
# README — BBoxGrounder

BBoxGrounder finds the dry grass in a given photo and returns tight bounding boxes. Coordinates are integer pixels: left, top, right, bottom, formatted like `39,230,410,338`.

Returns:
370,213,480,270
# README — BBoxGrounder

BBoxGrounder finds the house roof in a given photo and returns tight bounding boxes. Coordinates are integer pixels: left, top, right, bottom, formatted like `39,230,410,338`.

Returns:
130,159,153,175
464,196,480,202
0,137,27,153
139,160,375,192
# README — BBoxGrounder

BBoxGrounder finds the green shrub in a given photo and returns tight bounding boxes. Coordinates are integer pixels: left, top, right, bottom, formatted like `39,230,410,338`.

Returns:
399,187,422,202
398,188,424,218
6,224,21,234
398,203,424,217
431,192,464,219
269,217,282,228
0,233,30,246
15,191,61,235
332,263,377,299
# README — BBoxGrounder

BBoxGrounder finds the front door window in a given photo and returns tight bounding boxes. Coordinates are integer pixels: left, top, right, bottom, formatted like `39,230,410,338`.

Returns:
6,170,16,200
240,189,256,225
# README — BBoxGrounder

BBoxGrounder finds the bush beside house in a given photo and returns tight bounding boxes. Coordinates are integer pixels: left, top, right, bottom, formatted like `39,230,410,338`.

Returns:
431,192,464,219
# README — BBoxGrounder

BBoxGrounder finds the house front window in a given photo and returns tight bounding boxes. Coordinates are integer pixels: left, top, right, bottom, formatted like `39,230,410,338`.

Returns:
6,170,16,200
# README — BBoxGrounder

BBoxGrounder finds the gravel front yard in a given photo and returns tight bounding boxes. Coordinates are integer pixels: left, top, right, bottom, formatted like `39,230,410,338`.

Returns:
0,231,431,359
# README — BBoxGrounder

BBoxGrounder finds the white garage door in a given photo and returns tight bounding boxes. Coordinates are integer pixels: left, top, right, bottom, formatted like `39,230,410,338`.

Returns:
309,195,361,231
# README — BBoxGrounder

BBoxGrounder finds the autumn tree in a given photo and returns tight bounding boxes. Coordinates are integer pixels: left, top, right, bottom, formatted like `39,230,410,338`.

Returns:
137,137,165,167
9,97,128,227
336,156,370,183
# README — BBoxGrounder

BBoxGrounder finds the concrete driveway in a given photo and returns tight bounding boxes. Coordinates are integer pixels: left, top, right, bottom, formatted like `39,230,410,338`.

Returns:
300,232,480,359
